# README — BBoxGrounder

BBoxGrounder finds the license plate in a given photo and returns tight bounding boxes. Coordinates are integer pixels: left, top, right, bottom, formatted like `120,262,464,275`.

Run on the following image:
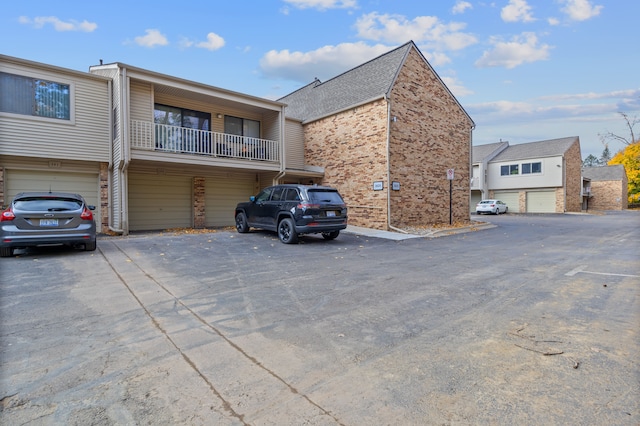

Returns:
40,219,59,227
326,211,336,217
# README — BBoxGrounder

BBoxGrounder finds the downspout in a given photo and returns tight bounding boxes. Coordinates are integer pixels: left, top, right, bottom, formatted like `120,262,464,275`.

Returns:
385,95,408,234
121,67,131,235
107,66,129,235
273,105,287,184
105,78,122,235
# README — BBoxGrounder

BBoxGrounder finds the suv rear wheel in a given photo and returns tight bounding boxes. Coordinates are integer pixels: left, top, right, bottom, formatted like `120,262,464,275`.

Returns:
278,218,298,244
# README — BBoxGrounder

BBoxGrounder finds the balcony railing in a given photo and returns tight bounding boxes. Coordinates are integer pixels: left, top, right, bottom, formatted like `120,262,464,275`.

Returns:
130,120,280,162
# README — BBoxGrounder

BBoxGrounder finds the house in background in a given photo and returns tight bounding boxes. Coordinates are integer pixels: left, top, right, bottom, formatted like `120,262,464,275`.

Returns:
581,165,628,210
0,55,111,231
279,41,475,230
471,137,583,213
471,140,509,204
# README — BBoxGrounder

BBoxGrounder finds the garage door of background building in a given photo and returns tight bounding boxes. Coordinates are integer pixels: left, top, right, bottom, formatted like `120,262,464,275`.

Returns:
470,191,482,213
205,175,255,227
128,173,192,231
526,190,556,213
493,191,520,213
5,169,101,228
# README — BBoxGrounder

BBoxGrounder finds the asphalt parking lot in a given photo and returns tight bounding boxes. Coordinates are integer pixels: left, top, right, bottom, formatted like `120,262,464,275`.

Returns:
1,211,639,425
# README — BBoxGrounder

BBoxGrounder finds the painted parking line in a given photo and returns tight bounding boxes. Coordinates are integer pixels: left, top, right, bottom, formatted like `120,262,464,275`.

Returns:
565,265,639,278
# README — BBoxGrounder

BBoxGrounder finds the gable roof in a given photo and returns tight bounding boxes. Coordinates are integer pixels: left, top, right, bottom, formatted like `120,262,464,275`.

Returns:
278,41,472,125
582,164,626,181
472,141,509,163
490,137,579,163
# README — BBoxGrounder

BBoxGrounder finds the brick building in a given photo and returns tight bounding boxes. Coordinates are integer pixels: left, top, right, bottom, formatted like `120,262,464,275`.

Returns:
582,165,628,210
279,41,475,230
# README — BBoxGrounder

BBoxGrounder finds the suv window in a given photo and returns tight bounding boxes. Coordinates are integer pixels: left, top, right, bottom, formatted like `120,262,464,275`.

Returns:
271,187,285,202
308,189,344,204
284,188,300,201
255,188,273,203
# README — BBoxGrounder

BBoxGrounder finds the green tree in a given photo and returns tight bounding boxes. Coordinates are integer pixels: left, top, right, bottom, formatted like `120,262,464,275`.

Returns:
609,141,640,203
600,145,611,164
582,154,600,167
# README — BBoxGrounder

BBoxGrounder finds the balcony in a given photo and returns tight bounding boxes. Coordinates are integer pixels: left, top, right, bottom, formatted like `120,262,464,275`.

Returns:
130,120,280,163
470,176,481,190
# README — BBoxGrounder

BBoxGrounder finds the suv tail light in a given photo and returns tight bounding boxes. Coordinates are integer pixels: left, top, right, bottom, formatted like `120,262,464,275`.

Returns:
1,208,15,222
80,207,94,221
297,202,320,210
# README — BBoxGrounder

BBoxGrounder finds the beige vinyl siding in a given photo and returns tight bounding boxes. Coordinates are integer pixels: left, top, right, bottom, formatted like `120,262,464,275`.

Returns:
526,190,556,213
5,169,100,227
285,118,305,169
0,59,110,162
205,174,256,227
130,81,153,122
128,172,192,231
493,191,520,213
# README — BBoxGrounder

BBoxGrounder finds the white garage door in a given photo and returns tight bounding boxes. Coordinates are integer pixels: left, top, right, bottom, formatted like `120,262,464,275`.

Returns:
129,173,192,231
5,169,100,228
205,175,255,227
493,191,520,213
470,192,482,213
527,191,556,213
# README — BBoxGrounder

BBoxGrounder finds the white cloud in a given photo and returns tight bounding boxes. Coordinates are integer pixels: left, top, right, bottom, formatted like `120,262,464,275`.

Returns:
18,15,97,32
559,0,603,21
440,75,474,97
547,17,560,25
475,32,551,68
134,29,169,48
196,32,225,51
282,0,357,10
452,1,473,15
260,42,391,82
501,0,535,23
355,12,477,51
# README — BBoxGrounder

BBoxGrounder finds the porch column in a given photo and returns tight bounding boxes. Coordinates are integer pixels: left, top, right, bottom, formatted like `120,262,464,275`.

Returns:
193,177,206,228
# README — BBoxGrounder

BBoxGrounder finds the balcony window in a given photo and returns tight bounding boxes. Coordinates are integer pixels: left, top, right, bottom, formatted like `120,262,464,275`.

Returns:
154,104,211,152
224,115,260,138
0,72,70,120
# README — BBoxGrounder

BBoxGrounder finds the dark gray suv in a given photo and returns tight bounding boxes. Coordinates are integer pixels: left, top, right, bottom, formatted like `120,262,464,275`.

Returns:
235,184,348,244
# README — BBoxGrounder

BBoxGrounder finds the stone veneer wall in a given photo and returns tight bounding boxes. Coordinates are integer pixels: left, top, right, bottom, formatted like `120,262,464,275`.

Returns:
303,48,473,230
388,48,472,227
589,180,627,210
193,177,206,228
563,139,583,212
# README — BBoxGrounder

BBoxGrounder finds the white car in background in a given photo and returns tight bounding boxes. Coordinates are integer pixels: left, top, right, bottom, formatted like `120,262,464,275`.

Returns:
476,199,508,215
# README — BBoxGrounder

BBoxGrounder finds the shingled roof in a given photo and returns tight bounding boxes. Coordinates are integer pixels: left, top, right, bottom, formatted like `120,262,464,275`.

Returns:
582,164,626,181
472,141,509,163
278,41,471,124
490,137,579,162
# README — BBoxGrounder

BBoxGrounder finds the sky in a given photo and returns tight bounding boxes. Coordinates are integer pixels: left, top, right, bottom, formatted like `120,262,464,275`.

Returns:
2,0,638,159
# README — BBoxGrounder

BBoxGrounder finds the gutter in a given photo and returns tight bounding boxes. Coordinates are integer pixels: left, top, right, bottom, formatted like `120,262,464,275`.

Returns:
385,95,409,234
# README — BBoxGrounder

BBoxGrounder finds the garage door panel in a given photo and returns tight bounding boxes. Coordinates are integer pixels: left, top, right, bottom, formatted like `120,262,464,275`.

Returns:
6,170,100,228
527,191,556,213
129,173,192,231
493,191,520,213
205,176,255,227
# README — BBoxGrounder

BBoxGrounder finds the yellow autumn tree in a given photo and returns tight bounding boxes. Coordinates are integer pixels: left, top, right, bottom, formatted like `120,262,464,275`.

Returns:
609,141,640,203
